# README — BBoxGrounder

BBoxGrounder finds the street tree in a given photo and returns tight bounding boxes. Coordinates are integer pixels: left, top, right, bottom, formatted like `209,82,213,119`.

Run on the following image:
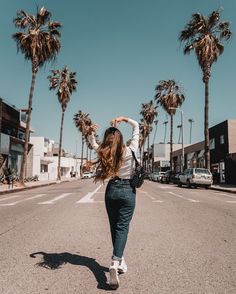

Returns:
13,7,62,185
140,101,157,172
73,111,94,176
155,79,185,171
179,10,231,169
48,66,77,180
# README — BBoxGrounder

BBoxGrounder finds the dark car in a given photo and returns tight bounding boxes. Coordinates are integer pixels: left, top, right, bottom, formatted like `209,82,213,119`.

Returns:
161,171,180,184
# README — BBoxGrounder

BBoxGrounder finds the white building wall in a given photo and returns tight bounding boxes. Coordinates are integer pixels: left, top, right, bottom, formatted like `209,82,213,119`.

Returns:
31,136,81,181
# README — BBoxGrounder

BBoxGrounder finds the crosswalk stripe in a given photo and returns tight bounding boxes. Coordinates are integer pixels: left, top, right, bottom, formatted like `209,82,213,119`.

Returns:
38,193,72,205
167,192,200,203
0,194,47,206
77,185,102,203
0,194,23,202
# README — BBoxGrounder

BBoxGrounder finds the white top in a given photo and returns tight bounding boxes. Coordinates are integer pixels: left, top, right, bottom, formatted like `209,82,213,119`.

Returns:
88,118,139,179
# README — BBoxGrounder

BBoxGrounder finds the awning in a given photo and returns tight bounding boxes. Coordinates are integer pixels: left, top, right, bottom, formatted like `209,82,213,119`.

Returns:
198,150,205,158
187,152,195,160
40,158,53,165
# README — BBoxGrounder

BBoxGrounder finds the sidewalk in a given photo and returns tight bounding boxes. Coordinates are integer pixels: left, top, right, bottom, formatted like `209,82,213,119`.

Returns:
0,177,79,195
210,184,236,194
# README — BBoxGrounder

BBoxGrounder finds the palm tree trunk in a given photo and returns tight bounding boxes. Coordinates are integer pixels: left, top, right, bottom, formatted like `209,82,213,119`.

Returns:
19,69,37,185
204,81,210,170
147,132,150,173
86,145,88,160
89,149,91,161
170,114,173,171
57,110,65,180
80,135,84,177
164,123,167,143
142,139,145,169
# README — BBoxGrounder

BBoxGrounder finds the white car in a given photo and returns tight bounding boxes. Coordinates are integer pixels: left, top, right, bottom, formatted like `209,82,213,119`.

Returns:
82,172,93,179
178,168,213,188
151,171,165,182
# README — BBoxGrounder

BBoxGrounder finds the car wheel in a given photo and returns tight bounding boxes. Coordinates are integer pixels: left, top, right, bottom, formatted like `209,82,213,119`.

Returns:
187,181,191,188
178,181,182,187
205,185,211,189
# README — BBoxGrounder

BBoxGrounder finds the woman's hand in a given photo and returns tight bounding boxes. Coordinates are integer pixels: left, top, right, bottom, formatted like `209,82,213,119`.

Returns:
110,117,128,127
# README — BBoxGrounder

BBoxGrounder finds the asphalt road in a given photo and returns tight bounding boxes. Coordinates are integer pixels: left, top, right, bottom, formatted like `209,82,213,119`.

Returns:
0,179,235,294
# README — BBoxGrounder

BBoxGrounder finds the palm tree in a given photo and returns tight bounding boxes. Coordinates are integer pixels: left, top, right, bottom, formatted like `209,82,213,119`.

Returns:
13,7,62,185
48,66,77,180
139,120,147,166
73,111,93,177
155,80,185,171
140,100,158,172
179,10,231,169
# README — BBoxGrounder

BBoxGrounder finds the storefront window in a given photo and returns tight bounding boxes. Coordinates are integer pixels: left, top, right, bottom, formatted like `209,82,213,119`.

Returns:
220,135,224,144
210,138,215,150
40,164,48,173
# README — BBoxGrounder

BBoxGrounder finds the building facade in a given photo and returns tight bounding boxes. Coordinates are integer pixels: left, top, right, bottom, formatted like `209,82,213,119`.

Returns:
0,98,33,176
151,143,189,172
30,137,81,180
172,120,236,184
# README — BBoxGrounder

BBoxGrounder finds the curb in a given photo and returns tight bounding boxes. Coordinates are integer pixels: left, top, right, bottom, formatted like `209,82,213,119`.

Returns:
210,187,236,194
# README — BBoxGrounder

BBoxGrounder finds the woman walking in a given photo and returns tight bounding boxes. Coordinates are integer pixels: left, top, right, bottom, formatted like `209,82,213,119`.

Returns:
88,116,139,290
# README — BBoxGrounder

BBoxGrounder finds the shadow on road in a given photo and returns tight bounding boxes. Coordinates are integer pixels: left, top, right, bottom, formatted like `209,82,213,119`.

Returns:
30,251,110,290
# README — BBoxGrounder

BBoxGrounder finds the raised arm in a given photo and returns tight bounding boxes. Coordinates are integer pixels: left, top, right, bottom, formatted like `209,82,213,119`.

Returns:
87,133,99,151
127,118,139,151
86,124,99,151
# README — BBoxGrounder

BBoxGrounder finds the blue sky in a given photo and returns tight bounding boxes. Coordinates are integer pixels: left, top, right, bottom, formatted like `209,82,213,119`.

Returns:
0,0,235,155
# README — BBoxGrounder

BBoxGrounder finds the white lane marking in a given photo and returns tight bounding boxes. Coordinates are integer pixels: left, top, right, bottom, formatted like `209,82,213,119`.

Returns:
38,193,72,205
0,194,23,202
158,186,175,189
77,185,102,203
139,189,163,202
214,192,236,199
167,192,200,203
0,194,47,206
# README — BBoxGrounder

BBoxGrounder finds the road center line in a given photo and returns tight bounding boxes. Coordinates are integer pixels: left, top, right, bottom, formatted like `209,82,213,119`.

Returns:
167,192,200,203
77,185,102,203
38,193,72,205
0,194,47,206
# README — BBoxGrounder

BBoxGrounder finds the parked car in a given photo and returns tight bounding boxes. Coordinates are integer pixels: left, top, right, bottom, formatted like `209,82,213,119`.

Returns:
152,171,165,182
178,168,213,188
161,170,177,184
82,171,93,179
148,172,154,181
171,172,182,184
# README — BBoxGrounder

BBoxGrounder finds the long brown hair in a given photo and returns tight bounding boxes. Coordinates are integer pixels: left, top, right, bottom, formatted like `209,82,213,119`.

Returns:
94,127,124,182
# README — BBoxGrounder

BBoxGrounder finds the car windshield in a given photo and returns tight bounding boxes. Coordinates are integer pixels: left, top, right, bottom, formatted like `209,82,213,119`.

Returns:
195,168,210,174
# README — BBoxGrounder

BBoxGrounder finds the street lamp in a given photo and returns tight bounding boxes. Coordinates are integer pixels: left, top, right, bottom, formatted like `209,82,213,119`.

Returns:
169,108,184,173
188,118,194,144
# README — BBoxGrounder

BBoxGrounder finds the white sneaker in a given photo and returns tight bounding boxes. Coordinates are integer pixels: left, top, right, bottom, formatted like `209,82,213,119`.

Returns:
109,260,120,290
118,257,128,274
